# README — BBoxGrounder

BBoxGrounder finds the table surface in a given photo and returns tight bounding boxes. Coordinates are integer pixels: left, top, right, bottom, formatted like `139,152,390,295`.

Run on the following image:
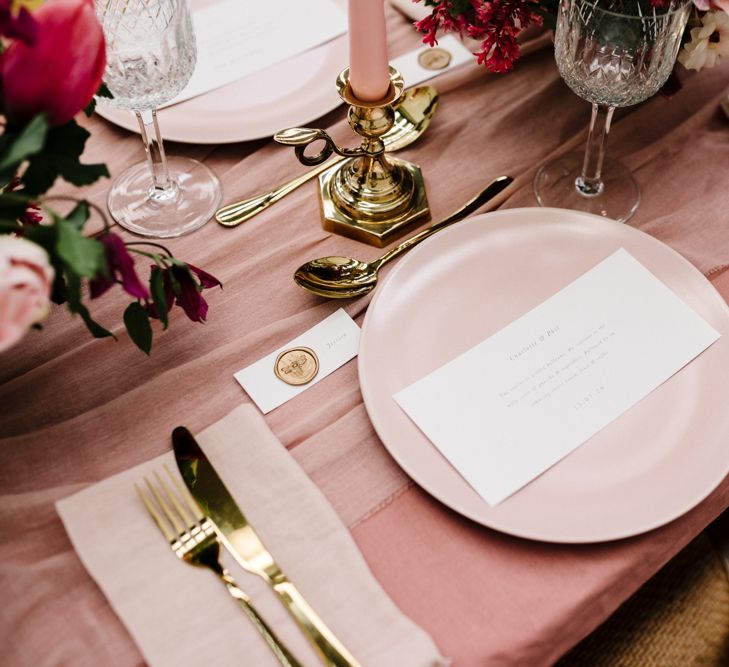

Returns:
2,6,729,667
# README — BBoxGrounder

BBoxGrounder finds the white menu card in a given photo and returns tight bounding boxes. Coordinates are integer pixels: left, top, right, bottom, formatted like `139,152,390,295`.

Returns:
164,0,347,107
394,249,720,506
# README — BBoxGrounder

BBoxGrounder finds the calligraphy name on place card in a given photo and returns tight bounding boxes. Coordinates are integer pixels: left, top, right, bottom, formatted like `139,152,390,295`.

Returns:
235,309,360,414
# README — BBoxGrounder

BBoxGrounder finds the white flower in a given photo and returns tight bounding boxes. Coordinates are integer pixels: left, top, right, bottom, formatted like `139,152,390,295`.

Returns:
0,236,55,352
678,10,729,70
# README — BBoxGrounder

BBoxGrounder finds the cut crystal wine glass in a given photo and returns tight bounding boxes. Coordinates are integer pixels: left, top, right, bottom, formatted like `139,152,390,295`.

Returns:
96,0,221,237
534,0,691,222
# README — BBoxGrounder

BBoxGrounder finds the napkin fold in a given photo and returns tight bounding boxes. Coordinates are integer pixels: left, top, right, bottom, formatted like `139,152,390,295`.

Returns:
56,405,447,667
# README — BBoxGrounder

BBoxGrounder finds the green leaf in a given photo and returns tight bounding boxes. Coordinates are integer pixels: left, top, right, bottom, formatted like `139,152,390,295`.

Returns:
65,201,90,230
0,218,21,232
64,270,115,339
22,224,68,304
21,119,109,196
50,119,89,155
97,82,113,99
83,79,115,116
150,268,169,330
0,115,49,172
447,0,471,17
76,302,115,339
168,268,181,298
58,161,109,187
19,157,56,196
64,267,82,309
56,217,105,278
0,172,16,191
83,98,97,117
23,222,56,253
123,302,152,354
0,192,32,220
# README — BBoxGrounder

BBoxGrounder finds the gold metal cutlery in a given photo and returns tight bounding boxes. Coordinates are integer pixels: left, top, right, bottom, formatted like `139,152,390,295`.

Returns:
294,175,514,298
173,426,361,667
214,85,438,227
136,468,303,667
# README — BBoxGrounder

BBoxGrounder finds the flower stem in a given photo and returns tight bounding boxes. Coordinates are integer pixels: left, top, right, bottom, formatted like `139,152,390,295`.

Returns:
40,195,112,232
125,241,173,256
575,103,615,198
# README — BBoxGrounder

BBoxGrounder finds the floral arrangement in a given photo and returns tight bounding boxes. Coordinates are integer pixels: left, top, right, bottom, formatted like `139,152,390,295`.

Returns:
414,0,729,74
415,0,547,72
0,0,220,355
678,2,729,70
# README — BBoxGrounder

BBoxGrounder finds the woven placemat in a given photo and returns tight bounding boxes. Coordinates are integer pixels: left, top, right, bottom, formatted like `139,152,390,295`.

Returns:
556,532,729,666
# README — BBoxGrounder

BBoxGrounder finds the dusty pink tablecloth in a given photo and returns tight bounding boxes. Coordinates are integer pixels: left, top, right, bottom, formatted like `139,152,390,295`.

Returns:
1,6,729,666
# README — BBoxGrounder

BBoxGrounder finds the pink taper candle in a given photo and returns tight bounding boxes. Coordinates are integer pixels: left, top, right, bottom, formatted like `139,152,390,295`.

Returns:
348,0,390,101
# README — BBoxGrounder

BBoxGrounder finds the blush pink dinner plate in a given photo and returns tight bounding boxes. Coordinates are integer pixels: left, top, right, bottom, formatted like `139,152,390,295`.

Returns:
358,207,729,543
95,7,346,144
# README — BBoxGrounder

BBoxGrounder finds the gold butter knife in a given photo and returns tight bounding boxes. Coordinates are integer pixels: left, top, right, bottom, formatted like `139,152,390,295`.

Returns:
172,426,361,667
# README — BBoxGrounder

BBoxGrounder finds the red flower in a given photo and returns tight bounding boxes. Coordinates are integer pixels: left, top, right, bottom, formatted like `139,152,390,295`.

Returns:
414,0,541,74
187,263,222,290
148,264,222,324
1,0,106,126
7,177,43,227
90,233,150,300
18,204,42,227
0,0,37,44
173,266,209,323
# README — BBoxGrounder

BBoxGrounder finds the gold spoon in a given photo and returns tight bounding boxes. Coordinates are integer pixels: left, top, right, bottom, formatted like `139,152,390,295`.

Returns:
215,85,439,227
294,176,514,299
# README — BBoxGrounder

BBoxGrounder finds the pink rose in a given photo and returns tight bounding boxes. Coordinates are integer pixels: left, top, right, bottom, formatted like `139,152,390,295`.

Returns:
1,0,106,126
0,236,55,352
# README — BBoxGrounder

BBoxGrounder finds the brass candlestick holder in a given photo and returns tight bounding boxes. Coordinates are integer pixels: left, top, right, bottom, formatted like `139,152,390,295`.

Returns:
274,67,430,247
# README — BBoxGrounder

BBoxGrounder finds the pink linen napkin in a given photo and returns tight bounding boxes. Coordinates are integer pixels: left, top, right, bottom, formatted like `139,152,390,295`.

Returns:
56,404,447,667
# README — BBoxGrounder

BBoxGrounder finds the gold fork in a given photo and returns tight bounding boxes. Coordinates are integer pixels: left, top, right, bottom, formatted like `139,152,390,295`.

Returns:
136,468,303,667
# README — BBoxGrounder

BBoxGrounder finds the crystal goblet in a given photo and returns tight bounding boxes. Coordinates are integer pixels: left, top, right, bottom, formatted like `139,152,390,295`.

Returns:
96,0,221,237
534,0,691,222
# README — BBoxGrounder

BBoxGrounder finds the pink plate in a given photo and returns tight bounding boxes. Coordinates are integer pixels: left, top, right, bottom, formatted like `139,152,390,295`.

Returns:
95,25,345,144
358,208,729,543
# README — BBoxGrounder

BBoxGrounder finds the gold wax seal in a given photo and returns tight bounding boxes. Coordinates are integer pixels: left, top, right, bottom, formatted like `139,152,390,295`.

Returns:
274,347,319,386
418,47,452,71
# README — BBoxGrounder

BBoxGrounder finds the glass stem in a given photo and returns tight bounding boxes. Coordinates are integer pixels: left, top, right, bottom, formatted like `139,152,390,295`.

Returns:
576,103,614,197
135,109,177,202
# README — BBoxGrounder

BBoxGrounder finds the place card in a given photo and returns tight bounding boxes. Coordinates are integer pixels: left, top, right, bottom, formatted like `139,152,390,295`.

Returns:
163,0,347,107
390,35,475,87
394,249,720,506
389,0,432,20
235,309,360,414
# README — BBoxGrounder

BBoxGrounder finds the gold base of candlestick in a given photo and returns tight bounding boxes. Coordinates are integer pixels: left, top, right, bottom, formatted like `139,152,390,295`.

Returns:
318,154,428,247
275,67,430,247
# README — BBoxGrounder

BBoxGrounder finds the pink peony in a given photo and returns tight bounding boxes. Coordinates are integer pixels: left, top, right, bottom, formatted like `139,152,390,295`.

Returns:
0,236,55,352
1,0,106,126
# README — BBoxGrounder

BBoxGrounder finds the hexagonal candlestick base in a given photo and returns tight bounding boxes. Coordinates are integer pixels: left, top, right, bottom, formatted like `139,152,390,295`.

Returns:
318,156,430,248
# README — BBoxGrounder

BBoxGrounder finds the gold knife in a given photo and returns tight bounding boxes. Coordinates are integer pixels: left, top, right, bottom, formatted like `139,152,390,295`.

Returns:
172,426,361,667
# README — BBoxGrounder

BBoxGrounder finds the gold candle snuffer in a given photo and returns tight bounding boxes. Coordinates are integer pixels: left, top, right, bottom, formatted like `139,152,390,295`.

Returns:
274,67,430,247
